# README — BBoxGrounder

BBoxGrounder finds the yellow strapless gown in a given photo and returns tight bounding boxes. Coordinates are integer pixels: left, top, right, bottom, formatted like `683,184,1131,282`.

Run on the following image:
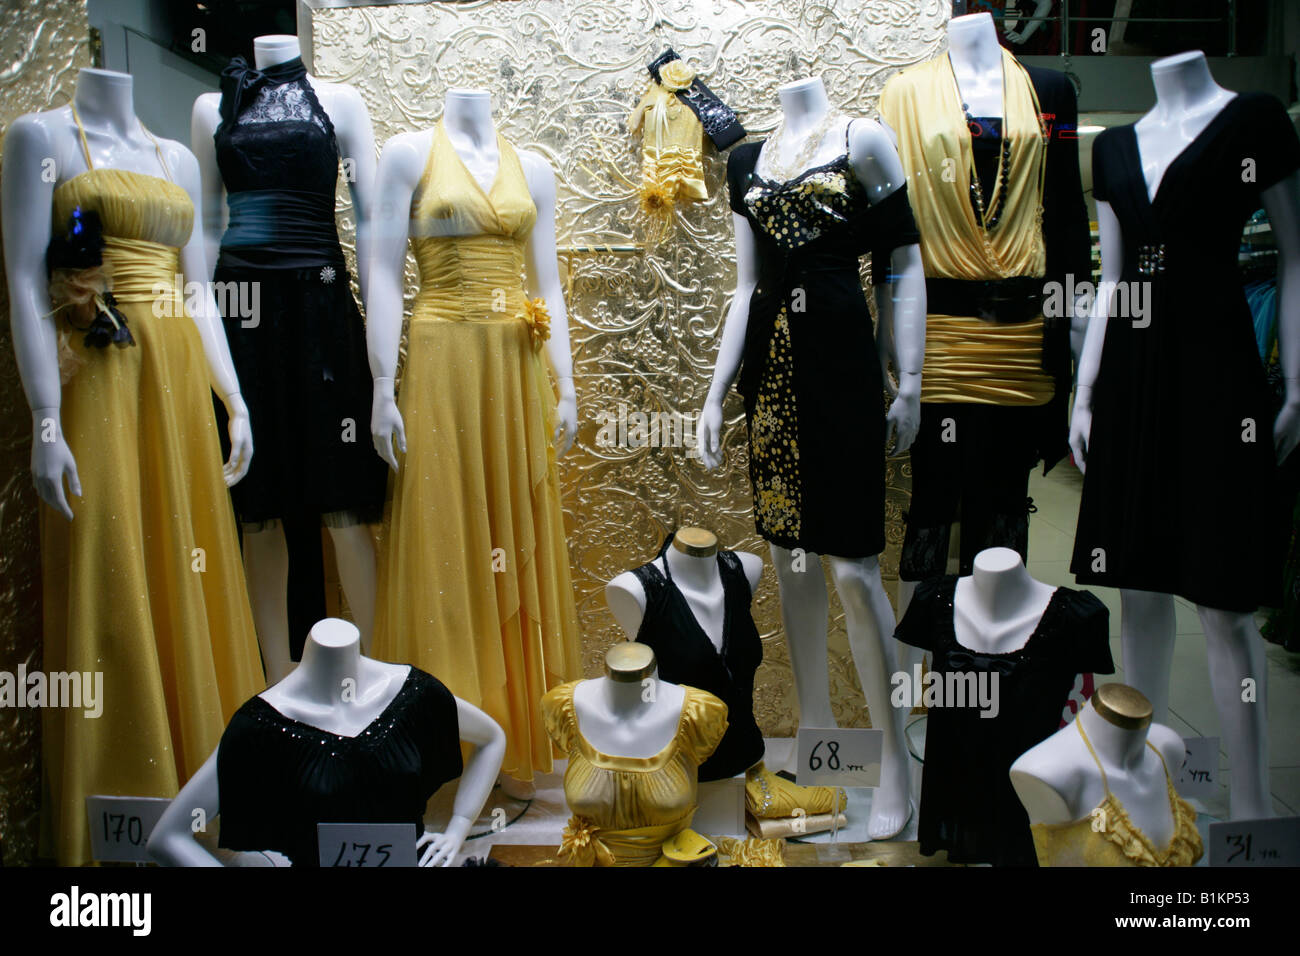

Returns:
373,120,581,781
43,161,265,864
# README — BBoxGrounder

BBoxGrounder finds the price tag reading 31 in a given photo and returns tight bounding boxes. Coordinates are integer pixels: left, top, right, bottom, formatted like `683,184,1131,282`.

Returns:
1208,816,1300,867
86,795,171,863
795,727,882,788
317,823,418,867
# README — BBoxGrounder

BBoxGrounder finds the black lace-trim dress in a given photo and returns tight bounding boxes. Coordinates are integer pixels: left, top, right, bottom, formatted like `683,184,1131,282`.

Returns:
726,122,921,558
212,56,386,529
629,535,764,781
895,575,1113,866
216,667,463,866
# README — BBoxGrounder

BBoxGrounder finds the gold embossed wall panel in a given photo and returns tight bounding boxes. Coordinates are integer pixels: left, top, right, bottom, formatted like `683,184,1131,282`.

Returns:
0,0,91,865
313,0,946,735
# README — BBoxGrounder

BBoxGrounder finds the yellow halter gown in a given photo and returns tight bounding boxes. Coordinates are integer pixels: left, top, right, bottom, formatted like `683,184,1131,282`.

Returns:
373,120,581,781
41,109,265,864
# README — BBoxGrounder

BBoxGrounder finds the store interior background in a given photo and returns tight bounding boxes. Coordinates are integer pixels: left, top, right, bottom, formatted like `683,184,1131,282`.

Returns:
0,0,1298,862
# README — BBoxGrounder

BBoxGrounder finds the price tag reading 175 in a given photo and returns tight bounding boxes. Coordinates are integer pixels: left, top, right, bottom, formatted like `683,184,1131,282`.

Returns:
317,823,419,867
85,795,172,864
795,727,882,788
1208,817,1300,868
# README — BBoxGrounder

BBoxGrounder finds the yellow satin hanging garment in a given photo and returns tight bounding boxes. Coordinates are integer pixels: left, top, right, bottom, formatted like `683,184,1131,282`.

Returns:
373,120,581,783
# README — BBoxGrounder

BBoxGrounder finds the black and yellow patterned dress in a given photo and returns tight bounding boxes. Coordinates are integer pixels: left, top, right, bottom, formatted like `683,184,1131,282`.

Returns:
725,124,919,558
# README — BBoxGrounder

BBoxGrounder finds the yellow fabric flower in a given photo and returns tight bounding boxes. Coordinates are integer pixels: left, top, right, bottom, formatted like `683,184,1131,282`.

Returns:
558,815,600,867
518,296,551,351
659,60,696,92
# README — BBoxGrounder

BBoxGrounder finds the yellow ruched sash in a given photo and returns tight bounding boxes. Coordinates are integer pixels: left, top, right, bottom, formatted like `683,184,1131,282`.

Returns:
558,813,694,867
920,313,1055,406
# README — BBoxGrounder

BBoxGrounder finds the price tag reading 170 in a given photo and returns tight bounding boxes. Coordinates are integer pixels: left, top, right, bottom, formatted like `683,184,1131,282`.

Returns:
795,727,882,788
1208,817,1300,868
317,823,418,867
85,795,172,864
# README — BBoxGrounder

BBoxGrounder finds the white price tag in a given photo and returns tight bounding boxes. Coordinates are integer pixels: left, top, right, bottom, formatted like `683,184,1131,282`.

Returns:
1209,816,1300,867
86,795,171,863
795,727,882,788
317,823,418,867
1176,736,1219,800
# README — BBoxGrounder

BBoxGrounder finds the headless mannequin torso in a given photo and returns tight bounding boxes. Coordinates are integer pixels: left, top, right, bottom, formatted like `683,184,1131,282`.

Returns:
146,618,506,867
697,76,926,839
191,34,380,683
571,644,686,759
1070,50,1300,820
953,547,1056,654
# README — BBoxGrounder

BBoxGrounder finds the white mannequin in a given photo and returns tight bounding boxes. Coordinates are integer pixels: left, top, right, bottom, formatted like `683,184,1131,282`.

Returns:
953,547,1056,654
1010,686,1185,852
2,68,251,521
893,11,1089,653
365,89,577,799
146,618,505,867
1070,50,1300,820
191,34,380,683
571,644,687,759
365,87,578,469
697,75,925,840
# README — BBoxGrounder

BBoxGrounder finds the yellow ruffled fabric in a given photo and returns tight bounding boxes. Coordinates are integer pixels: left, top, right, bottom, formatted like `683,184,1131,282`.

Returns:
542,681,728,866
919,314,1055,405
373,120,581,782
44,168,265,865
628,76,707,239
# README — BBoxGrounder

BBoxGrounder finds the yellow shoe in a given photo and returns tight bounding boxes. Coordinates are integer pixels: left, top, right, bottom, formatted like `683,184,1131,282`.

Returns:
745,762,847,819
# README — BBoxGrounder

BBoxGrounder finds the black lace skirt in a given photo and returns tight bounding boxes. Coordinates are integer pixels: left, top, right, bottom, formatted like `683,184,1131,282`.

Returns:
214,264,387,527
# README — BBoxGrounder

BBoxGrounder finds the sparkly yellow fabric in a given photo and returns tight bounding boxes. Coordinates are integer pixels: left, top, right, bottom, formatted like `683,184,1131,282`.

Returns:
628,78,707,231
919,314,1055,405
373,120,581,782
542,681,727,867
1030,720,1204,867
750,304,801,540
44,166,265,865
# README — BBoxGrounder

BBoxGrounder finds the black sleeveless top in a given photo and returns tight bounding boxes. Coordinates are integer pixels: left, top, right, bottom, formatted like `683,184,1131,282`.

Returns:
214,56,346,270
216,667,464,866
630,536,764,781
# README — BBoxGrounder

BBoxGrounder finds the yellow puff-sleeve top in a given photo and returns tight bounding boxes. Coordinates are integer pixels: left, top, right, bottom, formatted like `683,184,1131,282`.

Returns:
542,680,728,866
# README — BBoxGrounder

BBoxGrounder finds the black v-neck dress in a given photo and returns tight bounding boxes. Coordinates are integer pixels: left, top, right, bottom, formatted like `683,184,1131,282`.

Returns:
726,123,921,558
216,667,463,866
629,535,764,781
1070,93,1300,612
895,575,1113,866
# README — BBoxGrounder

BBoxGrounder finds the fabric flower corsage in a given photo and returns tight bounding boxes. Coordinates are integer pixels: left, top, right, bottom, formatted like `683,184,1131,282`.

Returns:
46,206,134,351
558,815,600,867
658,60,697,92
518,296,551,351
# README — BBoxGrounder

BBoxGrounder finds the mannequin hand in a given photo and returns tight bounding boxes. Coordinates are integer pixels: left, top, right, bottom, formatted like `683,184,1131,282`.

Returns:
1275,396,1300,464
553,384,577,458
371,381,406,472
222,393,254,487
1069,386,1093,474
697,399,724,471
884,372,921,456
30,413,80,521
416,815,472,867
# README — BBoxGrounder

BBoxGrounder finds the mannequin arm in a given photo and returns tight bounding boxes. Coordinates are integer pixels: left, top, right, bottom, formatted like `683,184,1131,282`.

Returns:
330,85,378,304
520,151,577,456
146,750,224,866
850,118,926,455
364,132,423,471
1262,168,1300,462
698,212,759,471
1006,0,1053,45
190,94,226,279
2,115,82,519
172,144,253,485
1068,198,1123,472
417,698,506,866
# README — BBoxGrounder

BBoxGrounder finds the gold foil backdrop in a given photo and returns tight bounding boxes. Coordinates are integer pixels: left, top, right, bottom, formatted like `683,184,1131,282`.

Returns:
0,0,91,865
313,0,947,737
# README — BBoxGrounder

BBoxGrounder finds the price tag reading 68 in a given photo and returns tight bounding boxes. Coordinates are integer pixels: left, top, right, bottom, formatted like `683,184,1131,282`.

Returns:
795,727,882,788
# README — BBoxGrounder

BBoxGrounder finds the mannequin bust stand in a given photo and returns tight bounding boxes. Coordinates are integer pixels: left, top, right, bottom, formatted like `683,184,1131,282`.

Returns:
1010,684,1184,851
954,547,1056,654
697,74,925,840
146,618,505,866
572,643,685,758
1070,50,1300,820
192,34,380,683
